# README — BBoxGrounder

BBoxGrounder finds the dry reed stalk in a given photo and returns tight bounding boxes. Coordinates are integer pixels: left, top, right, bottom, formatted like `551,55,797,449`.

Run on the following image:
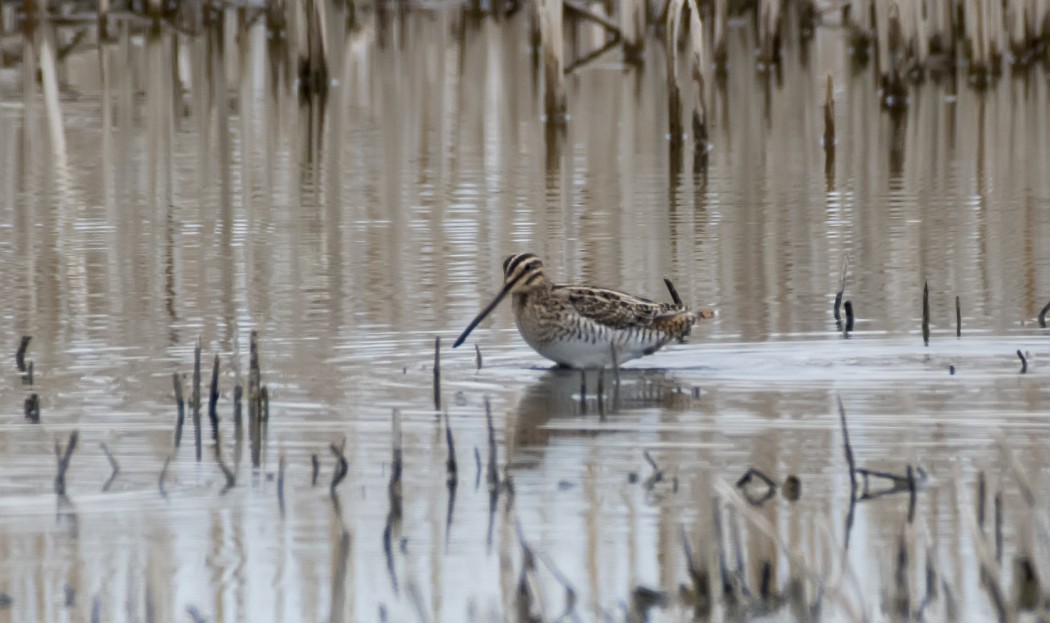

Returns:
665,0,686,147
621,0,645,60
538,0,566,122
715,481,866,621
100,442,120,492
685,0,707,156
758,0,782,65
298,0,328,97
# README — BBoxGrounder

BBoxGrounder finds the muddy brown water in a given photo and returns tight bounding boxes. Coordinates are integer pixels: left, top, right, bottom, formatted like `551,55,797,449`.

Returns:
0,7,1049,622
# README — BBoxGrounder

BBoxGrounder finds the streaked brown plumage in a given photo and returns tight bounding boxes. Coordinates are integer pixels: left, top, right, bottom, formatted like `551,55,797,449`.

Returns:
453,253,708,368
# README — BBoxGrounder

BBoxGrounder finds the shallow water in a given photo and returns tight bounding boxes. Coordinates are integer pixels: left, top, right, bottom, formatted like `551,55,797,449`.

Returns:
0,6,1049,622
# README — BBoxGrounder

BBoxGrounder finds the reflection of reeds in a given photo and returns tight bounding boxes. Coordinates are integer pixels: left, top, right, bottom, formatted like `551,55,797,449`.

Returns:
537,0,565,122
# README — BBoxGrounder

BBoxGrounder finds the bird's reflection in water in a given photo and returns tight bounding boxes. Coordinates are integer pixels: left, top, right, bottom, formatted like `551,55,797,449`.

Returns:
505,367,701,468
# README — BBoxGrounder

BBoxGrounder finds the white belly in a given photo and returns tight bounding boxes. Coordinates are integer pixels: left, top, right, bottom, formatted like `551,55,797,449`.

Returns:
516,317,668,369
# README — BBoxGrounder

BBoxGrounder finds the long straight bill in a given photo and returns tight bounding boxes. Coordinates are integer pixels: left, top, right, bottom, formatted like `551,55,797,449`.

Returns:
452,283,513,348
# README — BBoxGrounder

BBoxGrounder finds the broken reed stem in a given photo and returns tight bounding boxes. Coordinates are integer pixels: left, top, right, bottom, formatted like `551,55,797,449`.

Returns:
579,370,587,413
24,393,40,423
100,442,119,492
844,300,855,334
485,398,499,493
16,335,31,371
208,354,220,444
922,280,930,346
956,295,962,337
1017,350,1027,373
475,344,483,370
473,446,482,490
837,396,857,499
433,337,441,411
390,408,403,497
192,340,202,462
664,277,684,307
54,430,79,496
310,453,319,486
173,372,185,449
444,410,458,487
537,0,566,122
277,453,286,517
233,384,242,438
1039,299,1050,328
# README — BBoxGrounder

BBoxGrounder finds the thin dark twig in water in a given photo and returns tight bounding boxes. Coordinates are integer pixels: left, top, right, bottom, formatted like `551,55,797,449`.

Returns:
172,372,185,449
433,337,441,411
1039,299,1050,328
956,295,961,337
473,446,482,490
563,32,622,74
311,453,320,487
192,339,202,462
922,280,930,346
1017,350,1027,373
475,344,483,370
330,438,349,492
54,431,79,496
485,399,499,493
736,468,777,506
579,370,587,414
277,454,286,518
444,410,457,487
906,465,917,523
642,450,664,489
24,393,40,423
158,456,171,498
844,300,854,334
208,353,220,443
837,396,857,497
100,442,120,492
16,335,32,371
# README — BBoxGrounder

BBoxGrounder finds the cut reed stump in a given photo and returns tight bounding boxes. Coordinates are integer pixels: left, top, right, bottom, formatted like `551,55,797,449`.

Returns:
922,280,930,346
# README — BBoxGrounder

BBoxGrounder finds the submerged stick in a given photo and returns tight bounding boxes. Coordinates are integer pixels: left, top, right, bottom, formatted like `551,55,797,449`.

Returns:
330,438,349,492
390,409,403,498
277,453,286,518
823,73,835,148
192,340,202,462
15,335,31,372
1017,350,1027,373
444,410,458,487
173,372,185,449
485,399,499,493
233,384,243,438
208,354,220,443
54,431,79,496
922,281,930,346
837,396,857,499
1039,299,1050,328
433,337,441,411
475,344,483,370
100,442,120,492
311,453,320,487
844,300,854,334
24,393,40,423
956,296,961,337
158,456,171,498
